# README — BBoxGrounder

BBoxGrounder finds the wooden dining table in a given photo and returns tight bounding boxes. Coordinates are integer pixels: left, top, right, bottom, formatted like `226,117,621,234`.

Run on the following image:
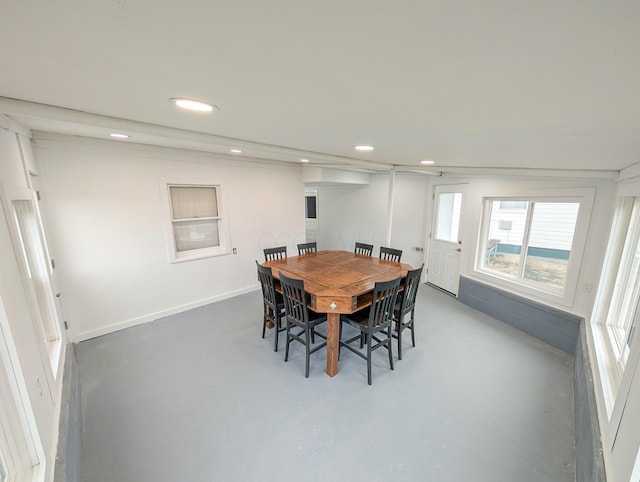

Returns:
263,250,413,377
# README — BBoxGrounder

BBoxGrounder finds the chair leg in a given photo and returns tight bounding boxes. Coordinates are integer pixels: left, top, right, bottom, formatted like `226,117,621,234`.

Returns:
262,310,267,339
367,333,372,385
388,336,394,371
284,324,291,362
273,318,279,352
397,323,403,360
305,328,311,378
410,311,416,347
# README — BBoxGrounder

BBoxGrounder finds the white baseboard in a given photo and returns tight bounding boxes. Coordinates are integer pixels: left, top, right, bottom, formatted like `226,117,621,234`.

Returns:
75,284,260,342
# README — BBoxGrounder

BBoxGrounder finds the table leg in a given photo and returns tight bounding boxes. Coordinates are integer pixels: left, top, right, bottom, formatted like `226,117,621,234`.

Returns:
326,312,340,376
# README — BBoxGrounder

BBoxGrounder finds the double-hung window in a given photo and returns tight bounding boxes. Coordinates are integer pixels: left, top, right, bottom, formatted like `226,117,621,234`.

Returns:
475,193,591,304
589,195,640,434
604,198,640,366
0,317,41,482
593,197,640,404
8,194,62,384
165,184,229,262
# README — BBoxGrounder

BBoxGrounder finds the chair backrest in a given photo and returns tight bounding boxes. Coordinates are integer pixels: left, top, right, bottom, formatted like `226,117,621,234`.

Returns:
297,242,317,255
279,273,309,325
256,261,279,309
379,246,403,262
354,242,374,256
399,265,423,316
367,277,401,330
264,246,287,261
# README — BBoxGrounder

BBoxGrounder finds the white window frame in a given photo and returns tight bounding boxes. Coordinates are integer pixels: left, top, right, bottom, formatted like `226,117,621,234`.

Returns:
161,181,231,263
603,198,640,365
591,196,640,418
473,188,594,307
0,297,43,482
0,186,60,401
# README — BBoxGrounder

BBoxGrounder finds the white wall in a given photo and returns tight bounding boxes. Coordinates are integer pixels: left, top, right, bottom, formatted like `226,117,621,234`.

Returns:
315,173,430,269
429,176,616,318
34,135,306,341
0,118,64,482
387,174,431,268
316,176,388,250
317,171,615,317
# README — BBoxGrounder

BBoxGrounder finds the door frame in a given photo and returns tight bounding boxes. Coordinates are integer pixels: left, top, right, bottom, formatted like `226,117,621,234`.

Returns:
426,184,468,296
304,189,318,244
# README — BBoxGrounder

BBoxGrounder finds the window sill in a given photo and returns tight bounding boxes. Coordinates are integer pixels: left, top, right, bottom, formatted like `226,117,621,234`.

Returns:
471,267,574,308
170,248,231,263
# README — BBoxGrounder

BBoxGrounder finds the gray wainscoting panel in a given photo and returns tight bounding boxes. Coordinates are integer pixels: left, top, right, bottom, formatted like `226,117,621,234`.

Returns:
458,276,581,353
54,344,81,482
575,322,607,482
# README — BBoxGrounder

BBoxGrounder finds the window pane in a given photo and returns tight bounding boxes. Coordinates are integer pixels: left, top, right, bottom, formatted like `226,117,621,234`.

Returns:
170,186,218,220
484,200,527,276
610,207,640,354
500,201,528,210
0,351,37,480
173,219,220,252
435,192,462,242
522,203,578,290
13,200,60,343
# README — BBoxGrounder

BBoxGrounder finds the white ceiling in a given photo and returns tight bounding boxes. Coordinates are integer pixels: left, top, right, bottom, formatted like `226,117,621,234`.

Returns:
1,1,640,173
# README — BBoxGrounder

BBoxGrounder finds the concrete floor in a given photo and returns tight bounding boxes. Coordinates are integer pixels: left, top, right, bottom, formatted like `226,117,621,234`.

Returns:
76,285,575,482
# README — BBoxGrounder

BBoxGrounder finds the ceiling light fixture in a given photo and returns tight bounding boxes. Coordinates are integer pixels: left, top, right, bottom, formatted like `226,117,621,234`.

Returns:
109,133,130,139
420,159,435,165
170,98,217,112
300,159,310,163
355,145,375,151
230,149,242,154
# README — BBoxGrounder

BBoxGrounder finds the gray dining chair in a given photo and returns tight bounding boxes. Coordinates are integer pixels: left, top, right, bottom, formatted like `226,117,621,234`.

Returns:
264,246,287,261
380,246,402,262
280,273,327,378
392,265,422,359
256,261,286,351
297,242,317,255
339,277,400,385
354,242,373,256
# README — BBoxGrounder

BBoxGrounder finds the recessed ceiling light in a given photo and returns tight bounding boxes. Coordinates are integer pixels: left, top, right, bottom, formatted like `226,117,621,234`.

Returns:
170,98,217,112
300,159,310,163
355,145,375,151
420,159,435,165
109,133,130,139
230,149,242,154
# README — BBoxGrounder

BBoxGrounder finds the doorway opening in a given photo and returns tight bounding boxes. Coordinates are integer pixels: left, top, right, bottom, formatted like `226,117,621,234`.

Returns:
305,189,318,244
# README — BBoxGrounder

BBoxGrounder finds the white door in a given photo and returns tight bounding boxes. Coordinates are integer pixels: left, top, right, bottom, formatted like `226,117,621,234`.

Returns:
427,185,466,296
